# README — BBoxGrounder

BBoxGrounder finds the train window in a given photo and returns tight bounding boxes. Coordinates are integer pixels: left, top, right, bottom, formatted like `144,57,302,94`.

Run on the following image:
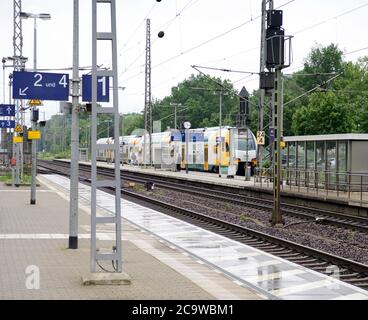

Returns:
225,142,229,152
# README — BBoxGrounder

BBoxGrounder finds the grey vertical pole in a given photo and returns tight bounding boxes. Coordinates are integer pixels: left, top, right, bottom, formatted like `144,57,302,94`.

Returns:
2,61,5,103
186,128,189,174
219,91,222,178
91,0,97,272
245,127,250,181
258,0,266,173
30,17,37,204
271,68,283,225
69,0,80,249
33,18,36,71
20,100,24,180
174,105,177,129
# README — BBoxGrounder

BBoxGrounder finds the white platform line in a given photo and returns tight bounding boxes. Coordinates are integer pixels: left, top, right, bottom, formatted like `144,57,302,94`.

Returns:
244,269,307,283
227,260,283,272
0,233,119,240
272,279,333,297
331,293,368,300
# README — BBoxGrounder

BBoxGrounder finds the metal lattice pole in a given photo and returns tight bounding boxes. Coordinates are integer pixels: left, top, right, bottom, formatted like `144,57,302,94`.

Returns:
143,19,152,167
91,0,122,273
272,68,284,225
258,0,273,175
13,0,23,187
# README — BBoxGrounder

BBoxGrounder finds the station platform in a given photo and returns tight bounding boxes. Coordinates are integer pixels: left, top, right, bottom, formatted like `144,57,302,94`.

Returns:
0,176,263,300
59,160,368,212
39,173,368,300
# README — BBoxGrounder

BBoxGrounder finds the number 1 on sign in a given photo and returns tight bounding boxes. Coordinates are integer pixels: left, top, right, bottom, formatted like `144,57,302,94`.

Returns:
98,77,106,96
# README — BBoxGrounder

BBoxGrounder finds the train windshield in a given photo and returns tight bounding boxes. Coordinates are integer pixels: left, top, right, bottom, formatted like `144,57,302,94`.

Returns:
237,137,256,151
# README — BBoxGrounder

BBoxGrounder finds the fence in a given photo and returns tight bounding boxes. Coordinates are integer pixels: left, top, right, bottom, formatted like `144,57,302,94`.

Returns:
254,168,368,205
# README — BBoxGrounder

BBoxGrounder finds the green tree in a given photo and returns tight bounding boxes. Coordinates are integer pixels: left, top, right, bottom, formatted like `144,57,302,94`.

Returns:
152,74,239,130
296,43,344,91
291,91,354,135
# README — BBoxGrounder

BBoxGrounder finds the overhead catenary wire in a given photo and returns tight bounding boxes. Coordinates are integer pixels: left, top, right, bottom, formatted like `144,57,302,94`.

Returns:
119,3,157,54
120,0,201,77
120,0,297,84
191,65,258,107
284,73,342,106
199,2,368,69
192,65,259,75
294,2,368,35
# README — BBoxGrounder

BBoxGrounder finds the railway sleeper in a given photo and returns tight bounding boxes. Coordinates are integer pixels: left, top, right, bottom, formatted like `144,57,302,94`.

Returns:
287,258,317,264
276,252,302,258
344,277,368,283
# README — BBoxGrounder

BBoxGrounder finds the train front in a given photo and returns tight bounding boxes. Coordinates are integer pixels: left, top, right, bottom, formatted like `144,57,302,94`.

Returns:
232,128,257,176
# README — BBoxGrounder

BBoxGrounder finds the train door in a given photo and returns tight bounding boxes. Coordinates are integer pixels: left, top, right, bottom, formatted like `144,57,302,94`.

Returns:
204,144,209,171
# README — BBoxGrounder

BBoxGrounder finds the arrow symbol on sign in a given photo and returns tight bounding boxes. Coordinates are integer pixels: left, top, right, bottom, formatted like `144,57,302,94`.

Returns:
6,107,12,114
19,87,29,96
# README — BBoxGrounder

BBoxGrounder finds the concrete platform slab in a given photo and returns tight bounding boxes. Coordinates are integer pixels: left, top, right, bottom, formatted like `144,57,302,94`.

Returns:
0,176,263,300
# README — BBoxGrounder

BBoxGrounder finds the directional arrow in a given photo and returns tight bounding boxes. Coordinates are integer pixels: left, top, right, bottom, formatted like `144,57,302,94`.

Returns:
0,120,15,128
19,87,29,96
13,71,69,101
0,104,15,117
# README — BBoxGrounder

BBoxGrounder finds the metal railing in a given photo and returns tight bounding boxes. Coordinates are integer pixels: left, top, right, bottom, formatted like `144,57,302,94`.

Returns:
254,168,368,205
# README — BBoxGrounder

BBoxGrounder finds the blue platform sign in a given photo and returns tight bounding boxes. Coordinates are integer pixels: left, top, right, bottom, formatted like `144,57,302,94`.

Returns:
82,75,110,102
191,132,204,142
0,120,15,129
13,71,69,101
0,104,15,117
171,132,182,142
269,127,275,142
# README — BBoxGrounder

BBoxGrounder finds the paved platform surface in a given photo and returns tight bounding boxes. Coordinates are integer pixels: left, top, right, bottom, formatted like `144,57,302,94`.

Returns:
58,159,368,209
42,174,368,300
0,179,263,300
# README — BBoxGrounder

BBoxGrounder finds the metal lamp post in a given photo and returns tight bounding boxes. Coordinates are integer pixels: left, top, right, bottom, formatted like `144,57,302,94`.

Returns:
20,11,51,205
103,119,113,138
183,121,191,174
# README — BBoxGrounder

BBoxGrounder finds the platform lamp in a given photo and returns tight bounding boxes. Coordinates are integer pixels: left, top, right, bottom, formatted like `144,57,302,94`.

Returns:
20,11,51,206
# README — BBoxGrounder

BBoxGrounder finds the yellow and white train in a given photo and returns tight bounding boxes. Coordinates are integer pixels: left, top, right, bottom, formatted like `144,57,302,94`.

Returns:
97,126,257,175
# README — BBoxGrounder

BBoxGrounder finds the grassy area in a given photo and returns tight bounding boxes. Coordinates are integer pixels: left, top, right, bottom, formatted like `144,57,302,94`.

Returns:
38,150,71,160
0,173,36,185
0,174,11,182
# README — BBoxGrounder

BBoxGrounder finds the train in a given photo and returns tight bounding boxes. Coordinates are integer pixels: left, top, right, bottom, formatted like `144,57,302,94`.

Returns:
96,126,257,176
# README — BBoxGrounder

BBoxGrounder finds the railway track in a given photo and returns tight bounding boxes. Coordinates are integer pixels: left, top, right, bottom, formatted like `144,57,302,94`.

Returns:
38,159,368,290
41,160,368,233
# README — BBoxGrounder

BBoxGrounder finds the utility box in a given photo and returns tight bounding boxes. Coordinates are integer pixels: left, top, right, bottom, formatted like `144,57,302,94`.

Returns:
60,102,72,115
31,109,39,122
266,28,285,68
267,10,283,28
260,72,275,89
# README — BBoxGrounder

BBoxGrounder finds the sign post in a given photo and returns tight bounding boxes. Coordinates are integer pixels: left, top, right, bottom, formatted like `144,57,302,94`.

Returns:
257,131,265,145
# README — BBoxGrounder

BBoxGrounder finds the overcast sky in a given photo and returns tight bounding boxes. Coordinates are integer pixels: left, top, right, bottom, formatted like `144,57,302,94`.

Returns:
1,0,368,124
